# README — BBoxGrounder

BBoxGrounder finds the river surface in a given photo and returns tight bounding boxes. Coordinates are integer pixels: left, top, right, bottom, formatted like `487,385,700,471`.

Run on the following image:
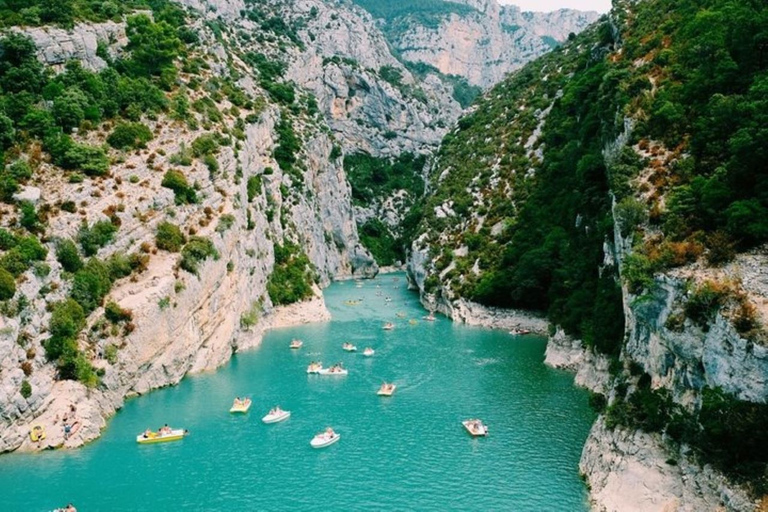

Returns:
1,274,595,511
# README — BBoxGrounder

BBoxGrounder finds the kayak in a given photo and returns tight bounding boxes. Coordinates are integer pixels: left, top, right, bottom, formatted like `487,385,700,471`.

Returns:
310,432,341,448
462,420,489,437
136,429,187,444
262,409,291,424
230,398,252,413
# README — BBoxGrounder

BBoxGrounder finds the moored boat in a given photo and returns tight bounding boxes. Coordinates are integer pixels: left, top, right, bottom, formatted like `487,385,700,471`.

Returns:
290,339,303,349
262,406,291,424
462,419,488,437
310,428,341,448
306,362,323,374
363,347,375,357
342,342,357,352
136,427,188,444
30,425,45,442
229,397,252,413
423,312,436,321
377,382,396,396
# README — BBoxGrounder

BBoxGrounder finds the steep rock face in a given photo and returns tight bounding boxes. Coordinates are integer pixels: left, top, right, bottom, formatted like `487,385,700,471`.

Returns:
377,0,598,88
0,1,382,452
15,20,127,71
581,417,756,512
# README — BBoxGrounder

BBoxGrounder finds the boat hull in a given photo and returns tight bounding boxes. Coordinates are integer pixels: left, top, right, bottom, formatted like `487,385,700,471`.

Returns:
317,369,348,376
377,385,396,396
462,421,488,437
310,434,341,448
136,429,187,444
262,411,291,424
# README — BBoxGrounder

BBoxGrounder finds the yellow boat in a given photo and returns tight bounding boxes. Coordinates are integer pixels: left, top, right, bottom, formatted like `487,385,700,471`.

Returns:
229,398,252,413
30,425,45,442
136,428,187,444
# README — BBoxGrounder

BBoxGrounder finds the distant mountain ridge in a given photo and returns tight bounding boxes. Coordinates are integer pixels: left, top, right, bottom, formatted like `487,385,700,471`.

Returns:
351,0,599,88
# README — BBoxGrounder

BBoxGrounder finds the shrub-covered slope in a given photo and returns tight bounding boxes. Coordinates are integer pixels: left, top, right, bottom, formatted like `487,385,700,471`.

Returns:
412,0,768,499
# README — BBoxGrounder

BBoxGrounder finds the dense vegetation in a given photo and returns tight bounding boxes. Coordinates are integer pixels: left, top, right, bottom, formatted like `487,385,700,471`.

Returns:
344,152,425,206
267,242,315,306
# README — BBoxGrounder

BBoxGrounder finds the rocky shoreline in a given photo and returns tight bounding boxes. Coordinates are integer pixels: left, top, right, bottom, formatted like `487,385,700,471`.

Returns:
4,292,330,454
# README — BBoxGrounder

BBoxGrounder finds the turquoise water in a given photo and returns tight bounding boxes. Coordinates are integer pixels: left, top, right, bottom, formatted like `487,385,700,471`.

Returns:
1,274,595,511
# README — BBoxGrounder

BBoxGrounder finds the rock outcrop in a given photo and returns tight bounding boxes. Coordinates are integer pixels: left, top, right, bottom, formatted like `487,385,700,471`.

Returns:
369,0,599,88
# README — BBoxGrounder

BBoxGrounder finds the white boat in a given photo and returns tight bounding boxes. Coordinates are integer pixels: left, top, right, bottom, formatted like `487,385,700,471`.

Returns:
342,343,357,352
382,322,395,331
363,347,375,357
462,419,489,437
307,362,323,374
310,430,341,449
424,312,436,322
229,398,252,413
377,383,396,396
262,408,291,424
136,428,188,444
317,366,348,376
290,339,303,349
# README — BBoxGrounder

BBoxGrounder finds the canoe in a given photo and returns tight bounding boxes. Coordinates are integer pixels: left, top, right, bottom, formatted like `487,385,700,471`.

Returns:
230,398,252,413
136,429,187,444
30,425,45,442
310,432,341,449
317,368,348,376
377,384,396,396
262,409,291,424
462,420,488,437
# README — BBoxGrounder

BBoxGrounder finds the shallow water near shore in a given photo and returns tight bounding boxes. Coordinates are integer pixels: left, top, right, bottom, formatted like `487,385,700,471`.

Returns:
1,273,595,511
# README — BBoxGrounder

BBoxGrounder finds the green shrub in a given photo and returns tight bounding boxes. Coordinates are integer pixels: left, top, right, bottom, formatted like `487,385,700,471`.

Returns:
267,242,315,305
684,281,728,330
246,175,261,202
0,267,16,300
45,299,86,359
79,220,118,256
107,122,153,149
161,169,197,204
180,236,218,274
215,214,235,233
56,239,83,272
104,344,119,364
155,221,186,252
70,259,112,313
191,133,220,157
0,229,16,250
20,379,32,399
105,301,132,323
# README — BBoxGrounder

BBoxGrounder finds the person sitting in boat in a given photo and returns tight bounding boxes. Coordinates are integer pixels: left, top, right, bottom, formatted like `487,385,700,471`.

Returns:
160,424,171,434
143,429,152,438
325,427,335,437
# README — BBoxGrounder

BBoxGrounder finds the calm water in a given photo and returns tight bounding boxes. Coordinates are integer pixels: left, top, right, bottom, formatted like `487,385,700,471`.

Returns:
1,274,594,511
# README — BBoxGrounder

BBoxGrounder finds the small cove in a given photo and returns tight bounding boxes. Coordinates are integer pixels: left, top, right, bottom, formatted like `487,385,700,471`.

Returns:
1,274,595,511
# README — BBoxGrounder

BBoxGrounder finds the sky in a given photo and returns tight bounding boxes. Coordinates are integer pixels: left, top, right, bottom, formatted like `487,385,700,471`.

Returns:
498,0,612,13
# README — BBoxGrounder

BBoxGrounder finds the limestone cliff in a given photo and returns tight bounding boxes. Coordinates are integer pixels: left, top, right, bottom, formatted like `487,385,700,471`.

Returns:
355,0,599,88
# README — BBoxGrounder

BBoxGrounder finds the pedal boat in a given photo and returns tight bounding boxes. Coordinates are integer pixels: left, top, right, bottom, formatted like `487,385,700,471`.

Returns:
311,430,341,448
462,419,488,437
363,347,375,357
307,362,323,374
342,342,357,352
377,383,396,396
262,408,291,424
290,339,303,349
136,428,187,444
230,398,252,413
